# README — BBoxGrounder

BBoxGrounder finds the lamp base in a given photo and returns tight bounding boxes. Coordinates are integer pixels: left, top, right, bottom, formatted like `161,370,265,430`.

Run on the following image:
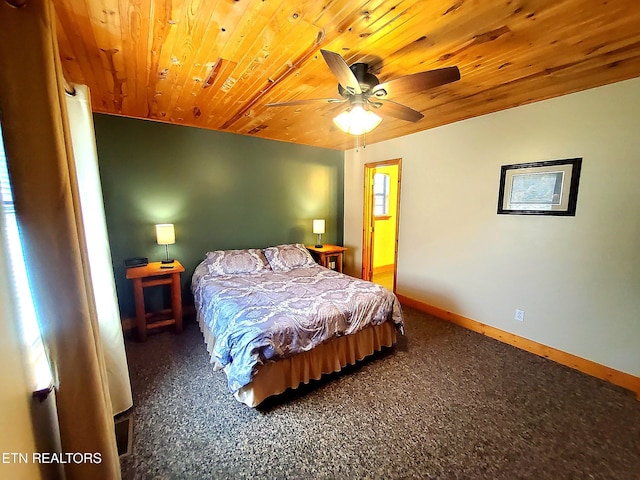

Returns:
161,259,174,264
314,244,323,248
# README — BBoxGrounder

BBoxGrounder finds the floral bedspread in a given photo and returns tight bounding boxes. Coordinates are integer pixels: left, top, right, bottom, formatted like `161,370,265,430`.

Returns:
192,262,404,393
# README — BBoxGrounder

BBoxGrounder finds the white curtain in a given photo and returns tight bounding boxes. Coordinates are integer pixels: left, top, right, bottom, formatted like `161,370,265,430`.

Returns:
65,85,133,415
0,194,45,480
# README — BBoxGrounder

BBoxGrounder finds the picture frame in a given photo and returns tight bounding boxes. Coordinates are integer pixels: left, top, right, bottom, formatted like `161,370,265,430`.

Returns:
497,158,582,216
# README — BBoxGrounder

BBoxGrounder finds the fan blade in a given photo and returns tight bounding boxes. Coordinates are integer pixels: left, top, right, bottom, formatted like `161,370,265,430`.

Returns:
267,98,346,107
320,50,362,95
376,99,424,122
372,66,460,99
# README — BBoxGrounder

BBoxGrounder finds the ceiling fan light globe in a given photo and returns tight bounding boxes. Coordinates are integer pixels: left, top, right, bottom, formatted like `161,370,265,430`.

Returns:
333,106,382,135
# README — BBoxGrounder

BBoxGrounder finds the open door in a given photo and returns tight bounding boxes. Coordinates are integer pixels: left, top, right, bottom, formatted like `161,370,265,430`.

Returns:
362,159,401,292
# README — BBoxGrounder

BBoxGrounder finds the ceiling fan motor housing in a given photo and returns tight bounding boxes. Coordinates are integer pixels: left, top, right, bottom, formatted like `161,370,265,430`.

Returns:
338,63,379,97
268,50,457,124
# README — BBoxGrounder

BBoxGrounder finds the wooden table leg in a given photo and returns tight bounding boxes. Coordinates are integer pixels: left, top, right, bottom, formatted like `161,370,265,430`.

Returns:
132,278,147,341
336,253,343,273
171,272,183,333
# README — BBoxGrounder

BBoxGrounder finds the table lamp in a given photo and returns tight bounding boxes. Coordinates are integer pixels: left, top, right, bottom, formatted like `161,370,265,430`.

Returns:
313,219,325,248
155,223,175,264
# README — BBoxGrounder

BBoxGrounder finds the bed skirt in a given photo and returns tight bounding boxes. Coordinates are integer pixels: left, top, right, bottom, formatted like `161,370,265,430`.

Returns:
198,315,397,407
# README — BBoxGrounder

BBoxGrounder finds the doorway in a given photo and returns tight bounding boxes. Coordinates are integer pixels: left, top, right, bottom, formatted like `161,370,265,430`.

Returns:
362,159,401,292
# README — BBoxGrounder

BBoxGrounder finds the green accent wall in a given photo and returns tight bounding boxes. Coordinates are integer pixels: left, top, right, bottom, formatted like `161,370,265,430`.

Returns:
93,114,344,318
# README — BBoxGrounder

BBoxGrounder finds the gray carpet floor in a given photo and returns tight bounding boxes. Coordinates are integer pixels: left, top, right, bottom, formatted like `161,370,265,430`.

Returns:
120,306,640,479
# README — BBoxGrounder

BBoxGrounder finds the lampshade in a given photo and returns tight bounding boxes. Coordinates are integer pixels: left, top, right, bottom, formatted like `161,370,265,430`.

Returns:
155,224,175,245
312,219,325,234
333,105,382,135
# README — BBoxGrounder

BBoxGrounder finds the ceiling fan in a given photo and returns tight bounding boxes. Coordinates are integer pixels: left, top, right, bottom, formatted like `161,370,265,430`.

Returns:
267,50,461,135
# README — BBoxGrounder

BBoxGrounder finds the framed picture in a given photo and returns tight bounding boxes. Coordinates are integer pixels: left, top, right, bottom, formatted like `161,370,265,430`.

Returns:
497,158,582,216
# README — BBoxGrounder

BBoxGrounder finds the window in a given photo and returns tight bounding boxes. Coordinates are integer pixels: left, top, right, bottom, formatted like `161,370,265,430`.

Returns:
373,172,390,217
0,125,52,393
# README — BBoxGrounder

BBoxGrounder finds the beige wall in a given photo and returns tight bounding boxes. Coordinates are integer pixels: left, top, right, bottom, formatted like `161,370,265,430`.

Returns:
344,77,640,377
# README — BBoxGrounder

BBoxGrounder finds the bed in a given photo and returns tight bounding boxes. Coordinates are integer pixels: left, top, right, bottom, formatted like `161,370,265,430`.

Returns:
192,243,404,407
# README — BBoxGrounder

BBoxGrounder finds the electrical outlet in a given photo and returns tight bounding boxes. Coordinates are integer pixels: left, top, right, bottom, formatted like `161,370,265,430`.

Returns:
515,309,525,322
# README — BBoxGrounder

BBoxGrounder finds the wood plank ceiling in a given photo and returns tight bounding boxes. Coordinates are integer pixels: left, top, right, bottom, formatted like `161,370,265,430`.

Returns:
53,0,640,151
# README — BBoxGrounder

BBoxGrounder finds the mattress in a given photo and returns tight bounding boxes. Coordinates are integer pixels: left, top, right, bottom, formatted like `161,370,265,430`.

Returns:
192,248,404,406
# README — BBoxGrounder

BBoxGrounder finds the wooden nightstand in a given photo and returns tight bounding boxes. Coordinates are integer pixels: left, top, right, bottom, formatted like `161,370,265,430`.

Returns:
126,261,184,341
306,245,347,273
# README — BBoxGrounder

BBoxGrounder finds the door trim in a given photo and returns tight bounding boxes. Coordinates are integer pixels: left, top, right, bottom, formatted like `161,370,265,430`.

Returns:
361,158,402,291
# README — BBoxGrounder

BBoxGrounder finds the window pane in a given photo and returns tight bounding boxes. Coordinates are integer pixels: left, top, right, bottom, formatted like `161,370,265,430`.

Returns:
373,173,386,194
373,172,390,216
0,126,52,392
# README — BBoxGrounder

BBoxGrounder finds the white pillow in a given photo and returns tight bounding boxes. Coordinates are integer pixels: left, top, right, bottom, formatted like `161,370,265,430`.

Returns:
263,244,316,272
205,249,271,275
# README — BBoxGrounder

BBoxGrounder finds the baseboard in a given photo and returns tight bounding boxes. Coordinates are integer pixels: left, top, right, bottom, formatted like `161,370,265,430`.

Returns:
373,264,395,274
396,294,640,400
121,317,135,332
